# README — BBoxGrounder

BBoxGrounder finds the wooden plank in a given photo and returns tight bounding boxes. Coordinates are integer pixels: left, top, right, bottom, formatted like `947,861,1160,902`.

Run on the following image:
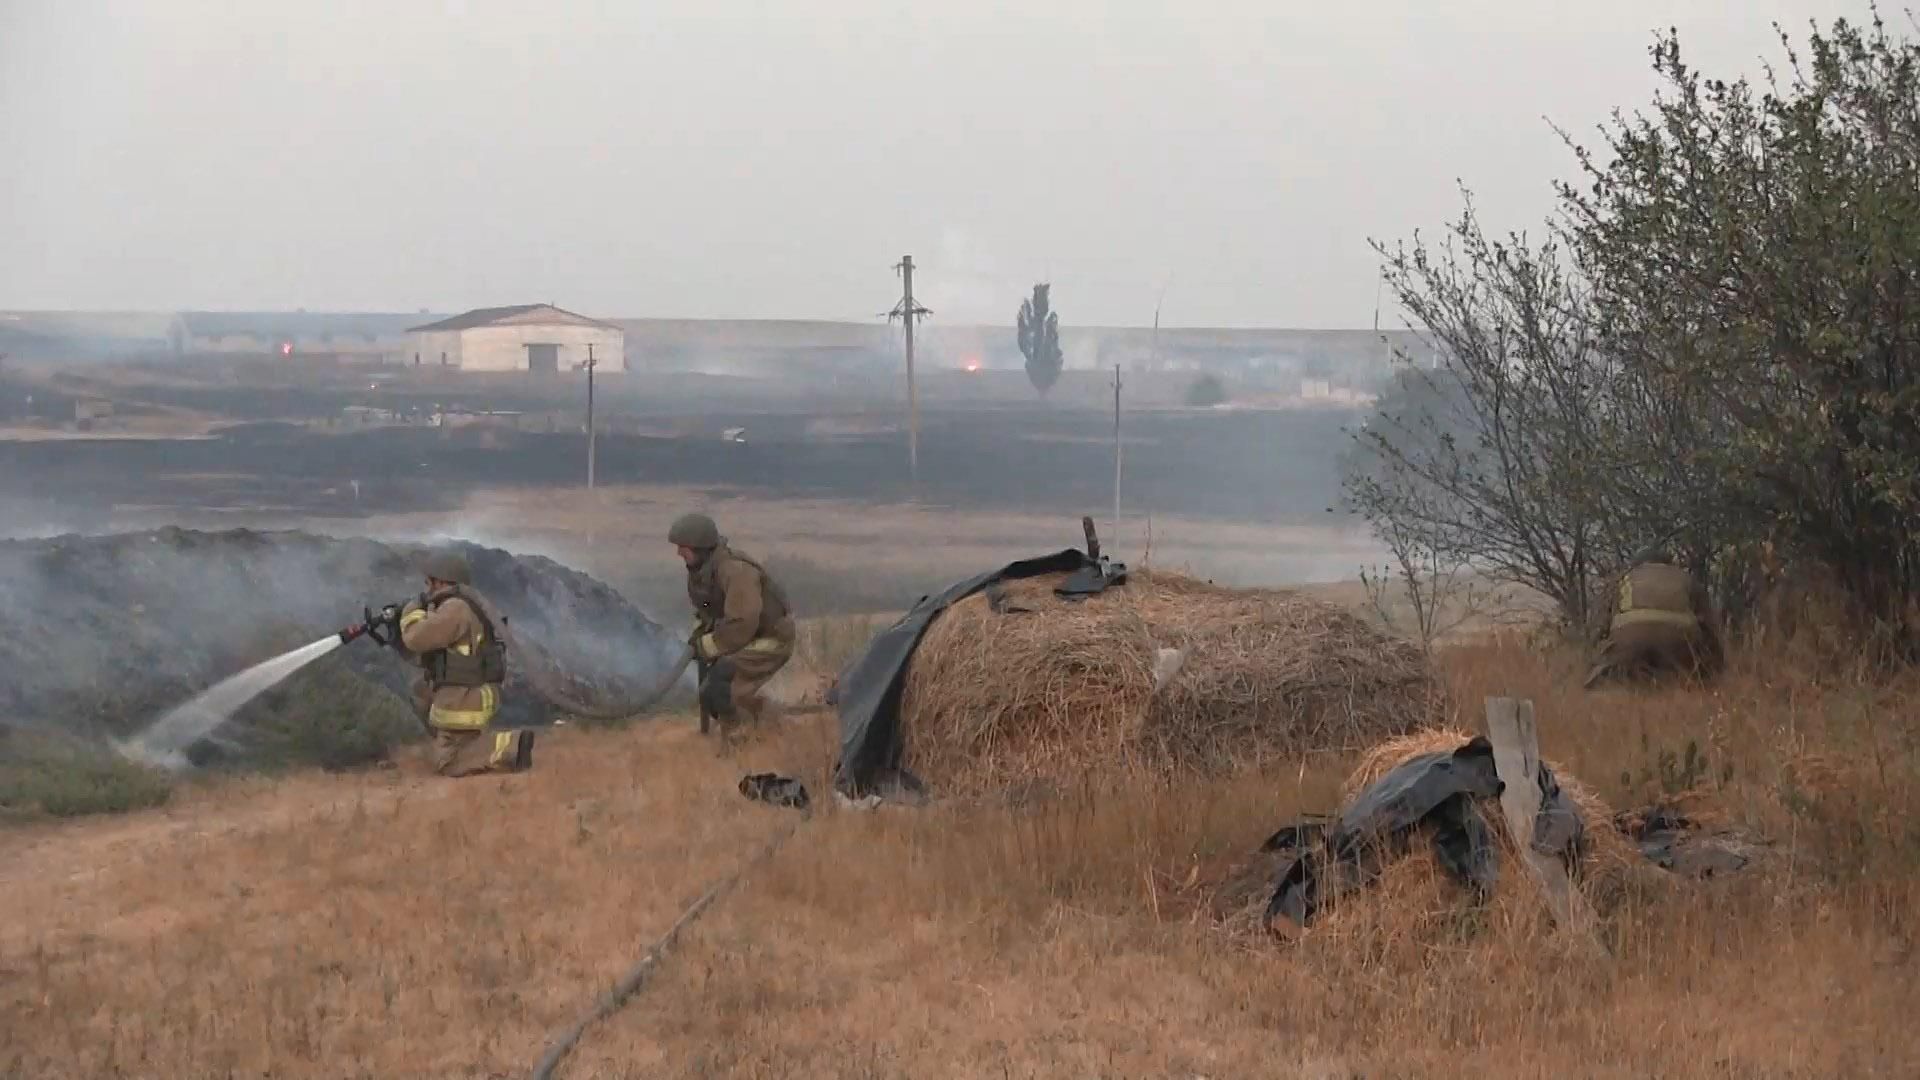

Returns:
1484,697,1608,956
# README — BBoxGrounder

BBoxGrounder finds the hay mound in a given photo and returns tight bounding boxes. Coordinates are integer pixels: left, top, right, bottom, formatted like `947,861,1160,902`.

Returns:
1338,728,1641,878
1227,728,1651,944
899,570,1441,790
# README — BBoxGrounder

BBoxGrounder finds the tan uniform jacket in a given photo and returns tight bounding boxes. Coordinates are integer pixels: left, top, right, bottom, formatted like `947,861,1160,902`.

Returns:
400,591,501,729
687,546,796,659
1611,562,1709,631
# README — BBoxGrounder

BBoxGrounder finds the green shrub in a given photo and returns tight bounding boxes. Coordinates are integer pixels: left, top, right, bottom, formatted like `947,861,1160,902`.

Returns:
0,731,173,820
227,653,422,771
1185,373,1228,407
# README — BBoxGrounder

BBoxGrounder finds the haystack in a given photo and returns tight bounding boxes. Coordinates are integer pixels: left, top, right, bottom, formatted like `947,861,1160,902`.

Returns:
1220,728,1651,944
1339,727,1640,876
897,569,1441,790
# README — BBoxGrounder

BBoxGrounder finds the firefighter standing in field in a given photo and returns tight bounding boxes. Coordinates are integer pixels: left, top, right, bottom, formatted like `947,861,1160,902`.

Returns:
393,551,533,775
670,513,796,738
1583,547,1724,689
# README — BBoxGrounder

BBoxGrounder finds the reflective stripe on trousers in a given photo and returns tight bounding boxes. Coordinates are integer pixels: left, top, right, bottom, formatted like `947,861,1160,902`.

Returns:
488,730,516,767
1613,608,1697,630
698,634,790,660
430,684,500,730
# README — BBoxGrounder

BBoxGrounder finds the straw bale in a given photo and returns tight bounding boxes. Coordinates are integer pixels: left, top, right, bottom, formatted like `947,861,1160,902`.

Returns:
1218,729,1651,943
1340,728,1475,800
899,570,1443,790
1340,727,1640,875
1319,731,1643,934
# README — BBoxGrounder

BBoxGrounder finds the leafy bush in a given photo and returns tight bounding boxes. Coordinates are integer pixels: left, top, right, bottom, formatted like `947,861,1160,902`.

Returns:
1346,14,1920,649
227,654,422,771
0,730,173,819
1185,373,1228,407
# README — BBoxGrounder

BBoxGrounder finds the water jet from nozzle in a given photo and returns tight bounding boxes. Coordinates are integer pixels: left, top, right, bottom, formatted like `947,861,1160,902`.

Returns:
119,635,347,768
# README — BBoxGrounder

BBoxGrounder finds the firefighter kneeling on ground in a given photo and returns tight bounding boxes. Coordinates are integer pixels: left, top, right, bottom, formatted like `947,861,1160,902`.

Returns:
1583,546,1725,690
670,513,796,739
391,551,533,775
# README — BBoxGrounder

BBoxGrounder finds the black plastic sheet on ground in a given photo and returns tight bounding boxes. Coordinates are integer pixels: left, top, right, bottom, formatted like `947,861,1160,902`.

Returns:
738,772,811,811
1615,803,1759,877
1265,735,1588,927
832,547,1124,796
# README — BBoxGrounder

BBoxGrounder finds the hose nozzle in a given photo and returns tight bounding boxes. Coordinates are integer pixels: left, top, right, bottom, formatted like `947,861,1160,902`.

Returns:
346,602,404,647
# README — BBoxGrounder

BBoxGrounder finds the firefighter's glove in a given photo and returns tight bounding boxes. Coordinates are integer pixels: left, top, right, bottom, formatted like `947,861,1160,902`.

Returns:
693,633,722,662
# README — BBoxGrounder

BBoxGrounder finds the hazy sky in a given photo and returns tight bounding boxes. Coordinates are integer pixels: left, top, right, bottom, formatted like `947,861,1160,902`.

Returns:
0,1,1870,327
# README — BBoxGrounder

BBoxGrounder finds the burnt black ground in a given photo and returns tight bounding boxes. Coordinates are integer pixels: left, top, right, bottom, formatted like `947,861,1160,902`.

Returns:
0,405,1359,523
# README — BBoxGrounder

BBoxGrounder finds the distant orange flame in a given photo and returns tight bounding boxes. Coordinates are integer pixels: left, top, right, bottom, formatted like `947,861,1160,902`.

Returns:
963,355,982,373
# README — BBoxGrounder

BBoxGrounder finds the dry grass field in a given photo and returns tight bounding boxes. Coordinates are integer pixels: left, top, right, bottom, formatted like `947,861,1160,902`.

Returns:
4,624,1916,1078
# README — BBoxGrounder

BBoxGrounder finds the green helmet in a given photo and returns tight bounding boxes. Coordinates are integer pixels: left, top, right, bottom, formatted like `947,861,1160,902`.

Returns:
668,512,720,549
421,550,473,585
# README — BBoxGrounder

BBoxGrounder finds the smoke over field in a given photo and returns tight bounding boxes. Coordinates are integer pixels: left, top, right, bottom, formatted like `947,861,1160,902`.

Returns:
0,528,682,772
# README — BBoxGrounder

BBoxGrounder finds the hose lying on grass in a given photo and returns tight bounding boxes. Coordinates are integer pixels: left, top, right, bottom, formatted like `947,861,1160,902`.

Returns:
528,816,802,1080
514,639,696,722
464,583,698,722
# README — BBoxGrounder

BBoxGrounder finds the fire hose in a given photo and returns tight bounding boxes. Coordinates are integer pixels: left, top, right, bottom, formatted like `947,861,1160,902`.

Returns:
339,600,699,724
527,816,802,1079
335,596,807,1075
337,597,803,1077
519,641,698,722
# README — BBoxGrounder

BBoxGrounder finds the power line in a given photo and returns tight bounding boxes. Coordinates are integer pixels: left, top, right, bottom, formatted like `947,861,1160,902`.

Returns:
585,342,598,490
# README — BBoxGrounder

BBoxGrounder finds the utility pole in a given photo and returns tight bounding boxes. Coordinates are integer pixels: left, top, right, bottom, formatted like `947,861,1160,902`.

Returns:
1374,273,1391,369
1112,363,1123,540
885,255,932,491
1151,274,1172,372
585,343,597,490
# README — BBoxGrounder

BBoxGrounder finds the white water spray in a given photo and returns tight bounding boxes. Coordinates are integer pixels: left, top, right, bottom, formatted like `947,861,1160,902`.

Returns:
119,636,345,768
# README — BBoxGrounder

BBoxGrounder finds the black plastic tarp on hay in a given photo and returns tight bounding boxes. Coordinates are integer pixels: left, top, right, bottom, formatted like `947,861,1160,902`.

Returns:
833,547,1122,796
1263,734,1589,927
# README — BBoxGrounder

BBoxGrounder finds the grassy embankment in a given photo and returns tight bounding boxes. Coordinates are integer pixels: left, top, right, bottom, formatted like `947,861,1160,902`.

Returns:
2,606,1914,1077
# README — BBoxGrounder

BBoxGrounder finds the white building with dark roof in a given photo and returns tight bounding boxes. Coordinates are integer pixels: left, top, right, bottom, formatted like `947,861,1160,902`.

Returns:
407,304,625,374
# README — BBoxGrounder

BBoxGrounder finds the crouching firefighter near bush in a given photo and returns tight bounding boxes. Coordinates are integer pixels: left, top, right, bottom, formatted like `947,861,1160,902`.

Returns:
1583,547,1725,690
392,551,533,776
670,513,796,738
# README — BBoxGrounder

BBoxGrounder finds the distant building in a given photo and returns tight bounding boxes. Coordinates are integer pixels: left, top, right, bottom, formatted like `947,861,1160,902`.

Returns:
339,405,402,426
1299,378,1377,407
407,304,625,374
169,312,427,361
72,398,114,431
3,311,174,359
1083,327,1431,380
613,318,893,377
433,407,526,428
